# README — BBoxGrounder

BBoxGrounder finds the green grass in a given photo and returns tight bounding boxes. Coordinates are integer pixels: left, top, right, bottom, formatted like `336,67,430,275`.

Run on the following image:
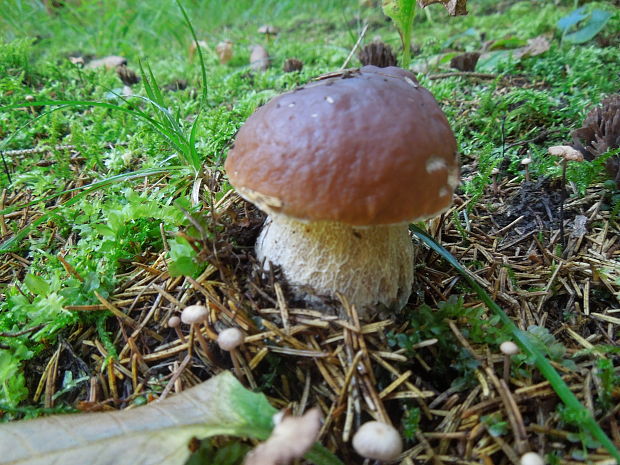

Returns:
1,0,619,461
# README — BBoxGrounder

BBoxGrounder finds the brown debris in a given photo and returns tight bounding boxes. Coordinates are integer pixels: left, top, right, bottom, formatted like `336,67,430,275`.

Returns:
450,52,480,72
283,58,303,73
116,65,140,86
358,40,398,68
417,0,468,16
572,94,620,187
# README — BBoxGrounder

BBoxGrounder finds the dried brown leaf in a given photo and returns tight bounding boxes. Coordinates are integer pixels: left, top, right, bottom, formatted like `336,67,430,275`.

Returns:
514,35,550,59
416,0,467,16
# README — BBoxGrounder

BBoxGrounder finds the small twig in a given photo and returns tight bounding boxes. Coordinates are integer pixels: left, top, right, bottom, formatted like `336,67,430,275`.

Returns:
428,71,497,80
0,324,45,337
157,353,191,402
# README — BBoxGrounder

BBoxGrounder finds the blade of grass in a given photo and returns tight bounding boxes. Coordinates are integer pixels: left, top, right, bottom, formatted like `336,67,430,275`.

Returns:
176,0,208,107
410,224,620,463
1,100,186,156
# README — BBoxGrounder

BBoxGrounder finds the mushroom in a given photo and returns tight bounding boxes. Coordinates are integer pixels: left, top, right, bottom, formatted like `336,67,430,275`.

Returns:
225,66,458,316
352,421,403,461
520,451,545,465
258,24,279,42
500,340,519,383
490,167,500,195
215,40,233,65
167,315,184,343
250,45,270,71
217,327,245,378
548,145,585,248
181,305,215,361
521,157,533,182
245,407,321,465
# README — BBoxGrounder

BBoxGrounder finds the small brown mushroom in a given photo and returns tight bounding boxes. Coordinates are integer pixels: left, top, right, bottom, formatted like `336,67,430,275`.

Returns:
491,167,500,195
548,145,585,248
215,40,233,65
86,55,127,70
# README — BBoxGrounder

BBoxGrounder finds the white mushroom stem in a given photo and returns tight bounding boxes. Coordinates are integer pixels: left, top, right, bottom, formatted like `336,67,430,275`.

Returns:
192,324,216,363
256,215,414,316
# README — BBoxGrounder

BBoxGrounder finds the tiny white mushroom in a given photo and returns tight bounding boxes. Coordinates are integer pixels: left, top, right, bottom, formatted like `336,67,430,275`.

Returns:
245,408,321,465
500,340,520,382
217,327,245,378
181,305,213,360
217,327,245,351
167,315,184,343
521,157,533,182
520,451,545,465
491,167,500,195
352,421,403,461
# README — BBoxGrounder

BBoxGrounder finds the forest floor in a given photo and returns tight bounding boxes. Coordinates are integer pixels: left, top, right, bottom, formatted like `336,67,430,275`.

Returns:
1,1,619,464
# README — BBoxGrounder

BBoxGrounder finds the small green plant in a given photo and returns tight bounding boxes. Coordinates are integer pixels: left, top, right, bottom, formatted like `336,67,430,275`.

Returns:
402,405,421,440
388,296,506,390
481,413,509,437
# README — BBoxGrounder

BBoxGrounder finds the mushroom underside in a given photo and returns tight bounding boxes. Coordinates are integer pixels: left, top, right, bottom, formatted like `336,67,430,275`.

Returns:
256,215,415,316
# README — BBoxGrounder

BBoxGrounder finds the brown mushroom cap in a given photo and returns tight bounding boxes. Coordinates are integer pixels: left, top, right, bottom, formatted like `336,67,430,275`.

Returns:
225,66,458,226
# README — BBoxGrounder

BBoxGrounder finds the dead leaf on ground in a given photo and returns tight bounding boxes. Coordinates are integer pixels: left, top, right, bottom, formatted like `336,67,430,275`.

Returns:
0,372,276,465
417,0,467,16
514,35,551,59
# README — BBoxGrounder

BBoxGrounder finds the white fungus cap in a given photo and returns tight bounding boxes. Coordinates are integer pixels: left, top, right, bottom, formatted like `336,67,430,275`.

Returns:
181,305,209,325
500,341,520,355
520,451,545,465
521,157,533,165
245,408,321,465
352,421,403,461
167,316,181,328
217,327,245,351
548,145,584,162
